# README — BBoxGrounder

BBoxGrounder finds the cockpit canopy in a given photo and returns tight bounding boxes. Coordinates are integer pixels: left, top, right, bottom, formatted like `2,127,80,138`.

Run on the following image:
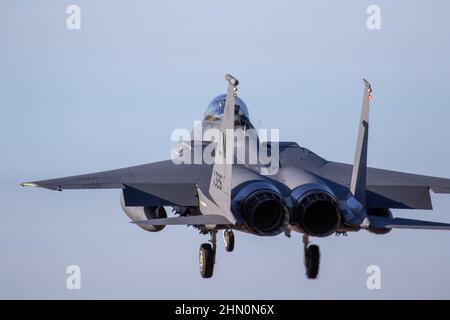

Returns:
204,94,251,127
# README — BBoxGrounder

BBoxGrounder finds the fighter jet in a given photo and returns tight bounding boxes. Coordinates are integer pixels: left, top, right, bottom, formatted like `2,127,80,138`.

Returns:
22,74,450,279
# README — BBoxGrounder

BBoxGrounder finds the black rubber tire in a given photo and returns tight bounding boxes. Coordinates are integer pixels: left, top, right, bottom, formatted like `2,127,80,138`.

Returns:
223,230,235,252
304,244,320,279
199,243,215,278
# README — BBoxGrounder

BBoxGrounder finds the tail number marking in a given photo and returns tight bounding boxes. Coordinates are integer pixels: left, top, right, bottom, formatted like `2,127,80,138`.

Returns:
212,171,224,191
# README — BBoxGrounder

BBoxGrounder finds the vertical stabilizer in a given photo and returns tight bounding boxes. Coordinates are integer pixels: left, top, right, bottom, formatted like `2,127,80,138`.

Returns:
350,79,372,208
208,74,239,214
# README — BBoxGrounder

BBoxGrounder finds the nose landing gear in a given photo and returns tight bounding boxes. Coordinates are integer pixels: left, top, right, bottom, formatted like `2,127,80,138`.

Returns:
223,229,234,252
303,235,320,279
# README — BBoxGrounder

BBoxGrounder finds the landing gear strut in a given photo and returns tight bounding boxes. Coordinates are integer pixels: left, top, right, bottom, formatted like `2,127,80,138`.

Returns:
303,235,320,279
223,229,234,252
199,230,217,278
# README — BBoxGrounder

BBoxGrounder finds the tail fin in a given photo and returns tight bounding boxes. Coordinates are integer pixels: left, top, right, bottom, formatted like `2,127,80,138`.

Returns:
349,81,450,232
350,79,372,208
208,74,238,213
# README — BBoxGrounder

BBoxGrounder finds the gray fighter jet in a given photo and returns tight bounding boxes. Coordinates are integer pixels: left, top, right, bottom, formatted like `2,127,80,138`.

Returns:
22,75,450,279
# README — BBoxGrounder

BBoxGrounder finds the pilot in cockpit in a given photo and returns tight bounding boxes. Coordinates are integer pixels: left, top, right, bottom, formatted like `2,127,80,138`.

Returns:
203,94,253,129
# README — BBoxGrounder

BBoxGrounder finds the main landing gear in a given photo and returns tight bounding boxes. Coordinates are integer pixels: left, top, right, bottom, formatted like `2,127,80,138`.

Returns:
199,242,215,278
303,235,320,279
199,230,216,278
199,229,235,278
199,230,321,279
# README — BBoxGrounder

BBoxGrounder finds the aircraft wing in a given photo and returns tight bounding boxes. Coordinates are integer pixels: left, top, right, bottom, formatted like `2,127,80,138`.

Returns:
318,161,450,209
21,160,212,207
321,161,450,192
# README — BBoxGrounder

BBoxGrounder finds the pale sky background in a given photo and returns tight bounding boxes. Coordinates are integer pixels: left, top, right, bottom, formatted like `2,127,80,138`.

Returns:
1,1,450,299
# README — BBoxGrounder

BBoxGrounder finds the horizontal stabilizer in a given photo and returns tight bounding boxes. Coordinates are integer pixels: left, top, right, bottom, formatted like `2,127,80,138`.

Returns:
132,214,233,226
369,215,450,231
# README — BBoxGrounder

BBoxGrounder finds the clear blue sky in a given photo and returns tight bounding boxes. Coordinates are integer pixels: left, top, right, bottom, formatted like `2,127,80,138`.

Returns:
1,0,450,299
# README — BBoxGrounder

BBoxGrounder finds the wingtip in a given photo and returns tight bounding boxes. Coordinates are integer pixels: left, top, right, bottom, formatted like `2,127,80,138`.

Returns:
21,182,39,188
